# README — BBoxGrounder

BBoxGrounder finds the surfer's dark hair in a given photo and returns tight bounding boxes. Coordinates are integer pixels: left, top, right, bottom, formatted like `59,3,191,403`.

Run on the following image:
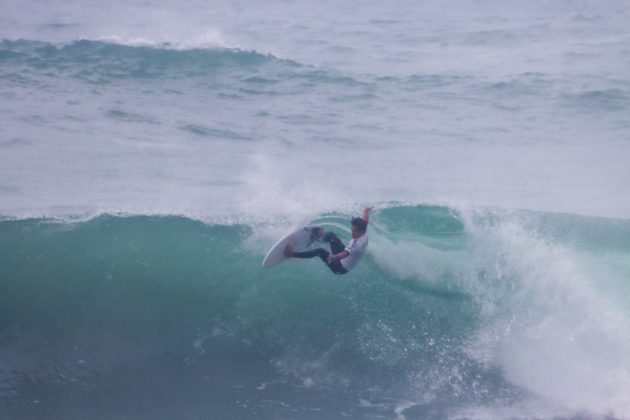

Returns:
351,217,367,233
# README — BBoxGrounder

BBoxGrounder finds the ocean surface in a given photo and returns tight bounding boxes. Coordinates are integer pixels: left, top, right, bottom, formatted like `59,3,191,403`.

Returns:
1,0,630,418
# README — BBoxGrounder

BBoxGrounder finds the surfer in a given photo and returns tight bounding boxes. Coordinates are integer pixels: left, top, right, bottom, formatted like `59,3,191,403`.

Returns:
285,207,372,274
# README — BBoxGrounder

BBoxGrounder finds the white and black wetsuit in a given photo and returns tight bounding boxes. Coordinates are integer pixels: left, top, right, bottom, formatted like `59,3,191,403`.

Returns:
293,231,368,275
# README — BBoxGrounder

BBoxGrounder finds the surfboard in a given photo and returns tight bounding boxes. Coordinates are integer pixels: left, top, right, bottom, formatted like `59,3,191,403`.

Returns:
262,226,317,268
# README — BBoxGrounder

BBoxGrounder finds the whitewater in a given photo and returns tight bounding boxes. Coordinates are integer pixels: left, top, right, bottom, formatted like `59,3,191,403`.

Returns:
1,0,630,418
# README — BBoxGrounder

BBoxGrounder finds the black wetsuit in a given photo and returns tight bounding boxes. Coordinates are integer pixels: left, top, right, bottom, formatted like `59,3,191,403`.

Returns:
292,232,348,275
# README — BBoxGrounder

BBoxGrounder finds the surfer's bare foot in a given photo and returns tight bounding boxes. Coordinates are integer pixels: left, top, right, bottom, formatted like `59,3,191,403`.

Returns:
284,244,294,257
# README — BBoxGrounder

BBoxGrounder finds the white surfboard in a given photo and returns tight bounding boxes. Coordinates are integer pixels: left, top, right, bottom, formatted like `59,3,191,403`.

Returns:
262,226,317,268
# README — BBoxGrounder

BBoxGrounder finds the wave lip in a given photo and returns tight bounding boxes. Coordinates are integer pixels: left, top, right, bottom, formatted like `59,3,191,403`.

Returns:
95,29,229,51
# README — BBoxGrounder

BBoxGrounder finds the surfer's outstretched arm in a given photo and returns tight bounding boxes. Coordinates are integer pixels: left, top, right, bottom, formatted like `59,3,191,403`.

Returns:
363,207,373,224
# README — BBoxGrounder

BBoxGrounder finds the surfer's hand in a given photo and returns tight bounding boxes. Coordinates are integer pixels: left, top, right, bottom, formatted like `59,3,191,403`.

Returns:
363,206,373,223
327,254,336,263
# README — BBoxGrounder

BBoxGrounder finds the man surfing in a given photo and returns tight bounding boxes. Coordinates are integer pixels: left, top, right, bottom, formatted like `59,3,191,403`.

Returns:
285,207,373,274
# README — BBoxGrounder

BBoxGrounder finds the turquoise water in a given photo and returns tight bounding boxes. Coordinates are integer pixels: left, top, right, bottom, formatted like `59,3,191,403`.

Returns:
1,206,629,418
2,0,630,418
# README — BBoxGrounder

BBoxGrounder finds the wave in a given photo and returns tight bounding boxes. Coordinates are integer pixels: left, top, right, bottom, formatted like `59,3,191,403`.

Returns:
5,38,627,121
560,88,630,112
1,205,629,418
0,38,384,93
0,39,295,83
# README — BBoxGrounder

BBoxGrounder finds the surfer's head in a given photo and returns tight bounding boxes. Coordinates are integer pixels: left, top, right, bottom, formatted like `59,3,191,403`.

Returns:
351,217,367,237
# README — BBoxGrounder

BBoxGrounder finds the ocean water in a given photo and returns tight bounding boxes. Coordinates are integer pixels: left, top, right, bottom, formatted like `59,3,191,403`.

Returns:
1,0,630,418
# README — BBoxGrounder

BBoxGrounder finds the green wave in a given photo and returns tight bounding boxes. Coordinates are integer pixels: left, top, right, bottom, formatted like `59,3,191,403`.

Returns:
0,39,292,82
1,206,629,418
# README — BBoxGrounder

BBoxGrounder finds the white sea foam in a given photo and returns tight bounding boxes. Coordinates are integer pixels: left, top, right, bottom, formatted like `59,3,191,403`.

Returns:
460,210,630,417
95,29,229,50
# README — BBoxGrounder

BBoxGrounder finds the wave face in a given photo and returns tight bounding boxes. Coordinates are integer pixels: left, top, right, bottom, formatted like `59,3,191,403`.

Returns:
0,39,286,83
1,206,629,418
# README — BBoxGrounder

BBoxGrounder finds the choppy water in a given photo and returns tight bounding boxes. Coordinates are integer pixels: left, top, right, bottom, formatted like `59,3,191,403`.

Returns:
1,0,629,418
